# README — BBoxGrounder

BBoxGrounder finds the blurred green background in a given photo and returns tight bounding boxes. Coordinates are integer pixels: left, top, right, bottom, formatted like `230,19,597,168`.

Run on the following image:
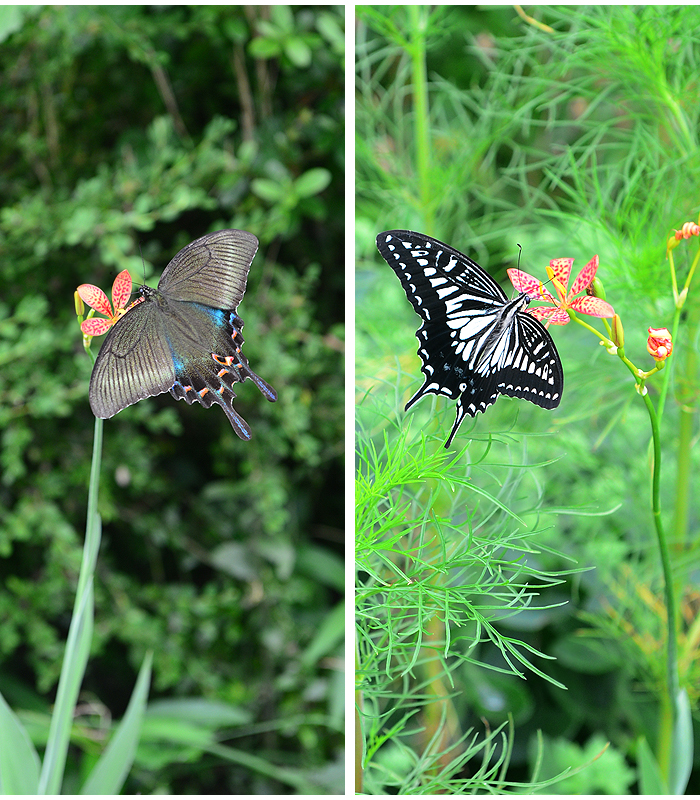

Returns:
356,4,699,793
0,5,343,794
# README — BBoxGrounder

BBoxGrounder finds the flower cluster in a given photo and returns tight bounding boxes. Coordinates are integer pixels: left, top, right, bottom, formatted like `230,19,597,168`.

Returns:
508,253,674,374
508,255,614,325
76,270,141,337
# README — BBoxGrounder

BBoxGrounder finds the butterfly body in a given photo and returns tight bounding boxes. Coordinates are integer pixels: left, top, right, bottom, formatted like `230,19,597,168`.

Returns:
377,230,562,447
89,230,277,440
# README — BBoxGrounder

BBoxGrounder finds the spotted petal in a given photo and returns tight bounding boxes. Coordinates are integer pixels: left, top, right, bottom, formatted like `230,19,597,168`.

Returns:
507,268,557,304
528,306,571,325
77,284,112,316
81,317,113,336
549,258,574,290
570,295,614,317
570,255,599,297
111,270,132,312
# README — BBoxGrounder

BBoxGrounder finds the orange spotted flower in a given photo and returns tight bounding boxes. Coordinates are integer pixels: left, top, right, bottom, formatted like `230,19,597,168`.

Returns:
77,270,140,336
508,256,615,325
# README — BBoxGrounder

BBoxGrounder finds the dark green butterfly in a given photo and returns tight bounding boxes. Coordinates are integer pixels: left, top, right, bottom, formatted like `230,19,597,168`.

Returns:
89,229,277,439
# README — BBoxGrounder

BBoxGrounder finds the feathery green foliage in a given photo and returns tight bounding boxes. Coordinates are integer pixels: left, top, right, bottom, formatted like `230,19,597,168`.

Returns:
357,4,699,793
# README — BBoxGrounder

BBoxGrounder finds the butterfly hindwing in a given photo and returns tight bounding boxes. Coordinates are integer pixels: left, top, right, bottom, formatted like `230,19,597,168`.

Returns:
165,303,276,441
88,229,276,438
377,230,563,446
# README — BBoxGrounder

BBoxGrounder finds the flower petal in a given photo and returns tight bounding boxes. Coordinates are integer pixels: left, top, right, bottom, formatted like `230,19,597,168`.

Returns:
77,284,112,316
569,295,614,318
549,258,574,291
81,317,113,336
507,269,557,303
570,255,599,297
527,306,570,325
111,269,133,312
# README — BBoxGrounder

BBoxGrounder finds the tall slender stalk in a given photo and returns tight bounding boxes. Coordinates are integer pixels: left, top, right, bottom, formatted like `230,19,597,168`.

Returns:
38,417,103,793
408,5,432,231
641,392,678,782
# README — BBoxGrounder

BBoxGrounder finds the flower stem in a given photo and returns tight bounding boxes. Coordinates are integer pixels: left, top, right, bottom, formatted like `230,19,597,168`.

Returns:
641,391,679,783
570,313,612,344
38,417,103,793
408,5,432,230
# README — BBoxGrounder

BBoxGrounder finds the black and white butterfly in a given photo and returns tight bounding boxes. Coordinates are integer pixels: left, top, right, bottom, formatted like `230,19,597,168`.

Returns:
377,230,563,447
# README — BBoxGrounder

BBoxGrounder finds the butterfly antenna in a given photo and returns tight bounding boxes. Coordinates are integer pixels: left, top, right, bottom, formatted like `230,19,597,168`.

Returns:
138,243,146,286
515,242,557,300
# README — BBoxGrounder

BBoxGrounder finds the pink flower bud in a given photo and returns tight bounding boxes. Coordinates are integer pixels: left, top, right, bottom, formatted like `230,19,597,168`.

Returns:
647,328,673,361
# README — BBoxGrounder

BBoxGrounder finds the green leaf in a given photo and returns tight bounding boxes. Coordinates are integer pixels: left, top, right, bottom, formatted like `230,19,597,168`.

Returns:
79,651,153,795
0,691,41,794
38,577,95,793
669,688,693,794
269,4,294,33
294,168,331,198
636,736,667,794
0,6,28,44
248,37,281,59
283,38,312,68
251,178,285,202
299,601,344,668
146,697,251,728
316,11,344,52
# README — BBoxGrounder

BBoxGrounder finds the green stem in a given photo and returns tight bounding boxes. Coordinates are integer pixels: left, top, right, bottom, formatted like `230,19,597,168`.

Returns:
38,416,103,793
408,5,432,229
659,243,700,418
641,392,678,783
672,407,693,549
571,313,613,344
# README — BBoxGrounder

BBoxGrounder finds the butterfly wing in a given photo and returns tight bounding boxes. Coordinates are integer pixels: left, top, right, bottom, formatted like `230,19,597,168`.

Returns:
377,228,510,405
377,230,563,446
89,226,277,437
496,312,563,408
158,229,259,309
165,302,277,440
89,298,176,419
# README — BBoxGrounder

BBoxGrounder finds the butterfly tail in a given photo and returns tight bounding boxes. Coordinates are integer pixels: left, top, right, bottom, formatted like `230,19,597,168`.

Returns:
404,380,434,413
170,376,253,440
245,368,278,402
445,399,469,448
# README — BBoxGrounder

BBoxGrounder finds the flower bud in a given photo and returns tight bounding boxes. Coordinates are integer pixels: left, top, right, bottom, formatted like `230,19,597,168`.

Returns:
74,290,84,317
647,327,673,361
586,276,606,300
611,314,624,347
667,235,681,253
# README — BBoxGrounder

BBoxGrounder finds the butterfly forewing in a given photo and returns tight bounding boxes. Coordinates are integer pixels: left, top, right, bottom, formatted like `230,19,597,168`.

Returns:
89,299,176,418
159,229,259,309
377,230,563,447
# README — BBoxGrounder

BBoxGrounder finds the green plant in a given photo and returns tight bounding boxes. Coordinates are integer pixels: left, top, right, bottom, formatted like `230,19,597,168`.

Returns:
0,5,343,793
0,409,152,794
356,4,700,794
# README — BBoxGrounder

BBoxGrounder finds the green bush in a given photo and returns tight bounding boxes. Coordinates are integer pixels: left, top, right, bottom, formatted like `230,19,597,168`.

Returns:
0,5,343,794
